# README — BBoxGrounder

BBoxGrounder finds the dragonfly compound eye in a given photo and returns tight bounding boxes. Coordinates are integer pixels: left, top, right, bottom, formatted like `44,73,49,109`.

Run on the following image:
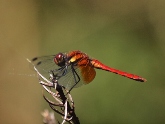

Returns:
54,53,66,66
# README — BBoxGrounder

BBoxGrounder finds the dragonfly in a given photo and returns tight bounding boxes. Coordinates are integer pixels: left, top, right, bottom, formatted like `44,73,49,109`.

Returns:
31,50,147,91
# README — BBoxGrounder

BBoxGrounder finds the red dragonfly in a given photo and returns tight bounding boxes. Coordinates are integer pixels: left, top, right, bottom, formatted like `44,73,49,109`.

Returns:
32,50,146,91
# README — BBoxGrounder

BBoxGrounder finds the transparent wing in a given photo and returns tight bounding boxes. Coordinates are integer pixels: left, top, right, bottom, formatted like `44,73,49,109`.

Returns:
31,55,58,80
57,65,96,90
31,54,96,90
30,55,81,89
57,65,83,89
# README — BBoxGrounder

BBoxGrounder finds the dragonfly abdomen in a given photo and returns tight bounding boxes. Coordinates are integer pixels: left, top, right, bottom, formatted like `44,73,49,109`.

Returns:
91,59,146,82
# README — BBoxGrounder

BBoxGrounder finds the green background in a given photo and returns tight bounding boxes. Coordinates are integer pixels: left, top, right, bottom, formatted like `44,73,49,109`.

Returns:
1,0,165,123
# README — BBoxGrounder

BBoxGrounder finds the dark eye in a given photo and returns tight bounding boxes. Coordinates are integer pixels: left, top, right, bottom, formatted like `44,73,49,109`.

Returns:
54,53,65,66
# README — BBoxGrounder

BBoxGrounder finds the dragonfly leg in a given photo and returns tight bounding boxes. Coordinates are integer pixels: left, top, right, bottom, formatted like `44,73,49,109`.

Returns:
50,65,68,78
68,65,80,92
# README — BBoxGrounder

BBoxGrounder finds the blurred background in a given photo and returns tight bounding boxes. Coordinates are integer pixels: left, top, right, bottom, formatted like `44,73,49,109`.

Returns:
1,0,165,123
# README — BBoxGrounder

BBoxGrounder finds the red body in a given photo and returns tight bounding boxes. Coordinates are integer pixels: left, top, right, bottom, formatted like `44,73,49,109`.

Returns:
68,50,147,82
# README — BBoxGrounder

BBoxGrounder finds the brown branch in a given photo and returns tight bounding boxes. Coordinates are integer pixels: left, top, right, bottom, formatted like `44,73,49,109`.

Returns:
55,85,80,124
35,67,80,124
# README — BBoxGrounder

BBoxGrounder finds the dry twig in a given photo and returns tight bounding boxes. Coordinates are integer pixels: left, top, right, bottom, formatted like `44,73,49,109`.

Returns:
34,67,80,124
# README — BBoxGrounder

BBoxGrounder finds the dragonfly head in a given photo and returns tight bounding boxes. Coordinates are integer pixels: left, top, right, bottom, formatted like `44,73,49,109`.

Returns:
54,53,66,67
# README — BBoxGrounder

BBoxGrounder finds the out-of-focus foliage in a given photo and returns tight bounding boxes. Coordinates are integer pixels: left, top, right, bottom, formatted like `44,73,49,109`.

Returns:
1,0,165,123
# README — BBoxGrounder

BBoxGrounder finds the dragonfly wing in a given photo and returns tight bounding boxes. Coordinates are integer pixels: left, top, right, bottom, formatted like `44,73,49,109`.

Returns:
57,65,96,89
57,65,81,89
79,65,96,84
31,55,59,80
31,55,96,90
31,55,82,89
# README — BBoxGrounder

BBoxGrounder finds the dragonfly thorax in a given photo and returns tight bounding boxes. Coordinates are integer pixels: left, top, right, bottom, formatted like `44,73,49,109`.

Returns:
54,53,66,67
